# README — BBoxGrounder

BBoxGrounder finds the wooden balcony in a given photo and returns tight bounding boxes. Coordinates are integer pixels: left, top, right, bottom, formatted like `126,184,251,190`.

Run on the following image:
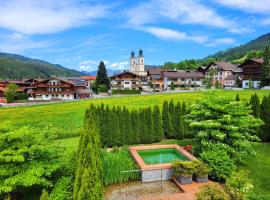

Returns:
34,84,73,88
28,91,75,95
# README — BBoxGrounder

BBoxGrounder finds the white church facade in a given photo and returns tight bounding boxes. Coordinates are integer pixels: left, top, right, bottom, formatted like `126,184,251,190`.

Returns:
129,49,147,76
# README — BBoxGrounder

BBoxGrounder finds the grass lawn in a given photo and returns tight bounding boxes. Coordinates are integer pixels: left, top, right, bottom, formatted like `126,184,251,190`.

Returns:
241,143,270,198
0,90,269,137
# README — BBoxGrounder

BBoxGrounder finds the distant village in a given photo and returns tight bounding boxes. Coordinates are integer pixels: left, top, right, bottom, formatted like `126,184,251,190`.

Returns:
0,48,267,103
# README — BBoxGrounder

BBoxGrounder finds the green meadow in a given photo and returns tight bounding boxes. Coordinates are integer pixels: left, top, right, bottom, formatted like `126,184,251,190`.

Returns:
1,90,269,137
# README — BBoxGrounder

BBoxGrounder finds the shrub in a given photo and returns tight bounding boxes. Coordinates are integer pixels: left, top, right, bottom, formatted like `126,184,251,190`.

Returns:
172,160,195,177
225,170,254,200
50,176,73,200
193,160,210,177
196,183,230,200
102,147,139,186
14,93,29,100
97,84,108,93
200,149,236,182
112,89,141,95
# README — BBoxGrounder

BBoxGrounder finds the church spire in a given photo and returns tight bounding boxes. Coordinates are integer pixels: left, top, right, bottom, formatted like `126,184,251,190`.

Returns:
138,48,143,57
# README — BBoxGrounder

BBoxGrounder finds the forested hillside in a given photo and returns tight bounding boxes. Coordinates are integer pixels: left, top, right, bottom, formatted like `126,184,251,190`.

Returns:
0,52,84,80
163,32,270,70
207,33,270,61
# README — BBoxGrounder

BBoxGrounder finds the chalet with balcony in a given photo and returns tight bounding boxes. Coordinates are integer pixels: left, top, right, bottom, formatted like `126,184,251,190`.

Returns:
27,77,92,100
240,58,264,88
204,61,242,86
163,70,205,90
110,71,141,90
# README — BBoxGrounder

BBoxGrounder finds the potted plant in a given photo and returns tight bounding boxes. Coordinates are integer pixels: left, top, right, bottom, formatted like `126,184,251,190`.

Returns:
172,160,194,184
193,160,209,183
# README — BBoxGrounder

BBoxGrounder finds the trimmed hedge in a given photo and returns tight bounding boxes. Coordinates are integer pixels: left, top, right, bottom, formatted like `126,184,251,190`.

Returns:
14,93,29,100
112,89,141,95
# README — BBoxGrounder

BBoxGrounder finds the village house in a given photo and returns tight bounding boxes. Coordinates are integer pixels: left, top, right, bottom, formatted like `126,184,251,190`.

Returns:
204,61,242,87
27,77,92,101
163,70,205,90
147,68,163,92
110,71,141,90
223,75,240,88
240,58,263,89
80,75,96,88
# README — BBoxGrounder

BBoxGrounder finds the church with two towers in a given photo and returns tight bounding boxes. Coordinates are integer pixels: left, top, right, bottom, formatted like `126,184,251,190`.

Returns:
129,48,147,76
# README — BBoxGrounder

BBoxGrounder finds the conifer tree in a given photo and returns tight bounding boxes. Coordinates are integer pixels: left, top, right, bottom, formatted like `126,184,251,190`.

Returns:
235,94,240,101
162,101,173,138
259,96,270,141
130,110,140,144
250,94,260,118
261,46,270,87
182,102,187,115
174,102,184,139
144,108,154,143
139,109,147,143
123,107,132,144
111,107,121,146
96,61,109,91
73,107,103,200
152,105,163,142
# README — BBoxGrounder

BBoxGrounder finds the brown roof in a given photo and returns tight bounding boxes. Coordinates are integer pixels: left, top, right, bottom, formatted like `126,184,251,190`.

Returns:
110,71,140,78
208,61,238,72
163,71,204,78
148,68,162,75
250,58,264,64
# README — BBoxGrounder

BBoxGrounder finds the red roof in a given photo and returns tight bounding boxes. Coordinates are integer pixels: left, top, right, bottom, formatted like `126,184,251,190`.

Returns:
80,76,96,80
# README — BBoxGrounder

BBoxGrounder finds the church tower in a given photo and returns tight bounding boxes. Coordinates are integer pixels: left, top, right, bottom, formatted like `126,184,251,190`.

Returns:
137,48,145,73
129,50,136,72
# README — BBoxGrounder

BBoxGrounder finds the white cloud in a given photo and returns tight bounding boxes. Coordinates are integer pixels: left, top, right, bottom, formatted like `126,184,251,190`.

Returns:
126,0,244,32
0,0,110,35
0,33,52,53
215,0,270,13
79,59,98,71
110,62,128,70
140,26,208,43
205,38,236,47
79,59,110,71
137,26,235,47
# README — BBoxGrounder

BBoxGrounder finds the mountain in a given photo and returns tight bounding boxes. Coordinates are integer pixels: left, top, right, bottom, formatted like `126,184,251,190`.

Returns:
207,33,270,61
0,52,84,80
82,69,122,76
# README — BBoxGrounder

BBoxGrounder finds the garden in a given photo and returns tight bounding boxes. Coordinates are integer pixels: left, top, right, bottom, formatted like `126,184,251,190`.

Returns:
0,90,270,200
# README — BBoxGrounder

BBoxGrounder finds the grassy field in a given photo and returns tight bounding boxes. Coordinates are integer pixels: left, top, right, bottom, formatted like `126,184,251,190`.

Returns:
241,143,270,198
1,90,269,137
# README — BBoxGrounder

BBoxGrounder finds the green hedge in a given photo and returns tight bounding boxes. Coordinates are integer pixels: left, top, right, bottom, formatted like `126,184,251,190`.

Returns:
112,89,141,95
14,93,29,100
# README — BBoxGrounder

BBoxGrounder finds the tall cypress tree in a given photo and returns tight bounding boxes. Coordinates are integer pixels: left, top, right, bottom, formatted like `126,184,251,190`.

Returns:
173,102,183,139
260,96,270,141
261,46,270,87
235,94,240,101
96,61,110,89
250,94,260,118
110,106,120,147
153,105,163,142
139,109,147,144
130,110,140,144
162,101,173,138
182,102,187,115
144,108,153,143
123,107,131,145
73,107,103,200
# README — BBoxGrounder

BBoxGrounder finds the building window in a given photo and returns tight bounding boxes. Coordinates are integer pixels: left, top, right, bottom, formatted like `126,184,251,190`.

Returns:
46,95,48,97
67,95,70,97
62,95,64,98
124,81,130,84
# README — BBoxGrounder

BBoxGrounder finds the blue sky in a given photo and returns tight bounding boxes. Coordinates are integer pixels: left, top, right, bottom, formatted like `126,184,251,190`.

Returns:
0,0,269,72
